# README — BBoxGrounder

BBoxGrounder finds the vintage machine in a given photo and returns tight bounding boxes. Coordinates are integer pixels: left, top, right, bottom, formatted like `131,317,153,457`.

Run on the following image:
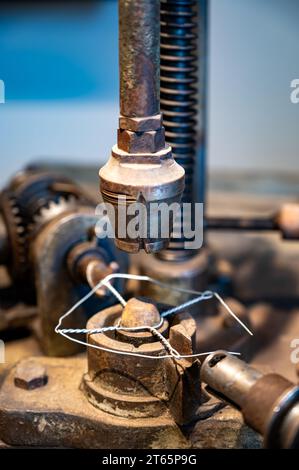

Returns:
0,0,298,449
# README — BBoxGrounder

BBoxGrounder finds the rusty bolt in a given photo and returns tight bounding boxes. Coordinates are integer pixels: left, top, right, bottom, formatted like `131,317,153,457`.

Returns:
120,298,161,328
14,360,48,390
117,128,165,154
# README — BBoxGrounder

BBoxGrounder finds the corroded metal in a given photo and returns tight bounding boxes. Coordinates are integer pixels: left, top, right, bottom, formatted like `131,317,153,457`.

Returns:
119,0,160,118
32,210,127,356
0,302,202,448
0,357,188,449
14,359,48,390
83,303,201,426
99,147,185,253
201,351,299,448
67,241,119,298
120,298,160,328
0,170,92,293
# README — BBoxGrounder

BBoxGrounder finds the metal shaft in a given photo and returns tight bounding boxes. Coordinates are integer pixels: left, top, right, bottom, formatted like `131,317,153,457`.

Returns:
119,0,160,118
201,351,299,448
206,215,277,231
200,351,263,408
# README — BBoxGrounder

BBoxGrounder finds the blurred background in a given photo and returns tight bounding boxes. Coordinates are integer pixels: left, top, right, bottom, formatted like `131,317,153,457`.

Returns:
0,0,298,186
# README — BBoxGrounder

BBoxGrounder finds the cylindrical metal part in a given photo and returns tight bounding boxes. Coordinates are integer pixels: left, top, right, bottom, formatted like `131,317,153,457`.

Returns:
67,241,119,297
83,303,200,424
206,215,277,231
200,351,263,408
119,0,160,118
201,351,299,449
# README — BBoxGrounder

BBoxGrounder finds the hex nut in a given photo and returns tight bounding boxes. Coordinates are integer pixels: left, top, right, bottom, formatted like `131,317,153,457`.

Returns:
117,128,165,153
14,360,48,390
119,114,162,132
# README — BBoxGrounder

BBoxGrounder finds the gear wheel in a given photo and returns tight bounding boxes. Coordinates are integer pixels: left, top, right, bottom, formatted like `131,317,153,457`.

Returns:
0,169,93,288
0,190,28,281
32,195,79,231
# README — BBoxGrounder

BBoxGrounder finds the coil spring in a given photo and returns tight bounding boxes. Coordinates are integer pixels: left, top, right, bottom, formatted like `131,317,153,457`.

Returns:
160,0,198,255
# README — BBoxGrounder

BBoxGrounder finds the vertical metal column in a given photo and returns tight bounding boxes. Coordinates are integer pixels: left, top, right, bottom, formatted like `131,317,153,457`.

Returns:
119,0,160,118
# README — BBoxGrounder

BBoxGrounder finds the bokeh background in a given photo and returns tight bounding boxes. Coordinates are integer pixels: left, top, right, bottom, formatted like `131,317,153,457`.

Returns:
0,0,298,185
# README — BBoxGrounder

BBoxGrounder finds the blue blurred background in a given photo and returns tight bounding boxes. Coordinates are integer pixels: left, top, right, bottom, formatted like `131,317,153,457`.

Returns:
0,0,298,185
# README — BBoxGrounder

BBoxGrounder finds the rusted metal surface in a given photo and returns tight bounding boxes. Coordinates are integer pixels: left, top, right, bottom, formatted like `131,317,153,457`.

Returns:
119,0,160,118
67,241,119,298
119,114,163,133
190,405,262,449
32,210,127,356
0,337,42,378
117,127,165,154
84,303,201,426
242,374,295,437
1,166,299,448
0,303,37,332
0,296,298,448
99,150,185,253
200,352,299,448
14,359,48,390
0,170,91,292
120,298,160,328
0,356,187,449
0,295,205,450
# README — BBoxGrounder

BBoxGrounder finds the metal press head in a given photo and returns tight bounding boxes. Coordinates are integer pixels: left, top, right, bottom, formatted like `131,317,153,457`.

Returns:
99,0,185,254
99,140,185,254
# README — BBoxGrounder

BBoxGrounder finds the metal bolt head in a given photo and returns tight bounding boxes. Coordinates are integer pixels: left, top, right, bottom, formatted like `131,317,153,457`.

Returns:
14,360,48,390
117,128,165,153
120,298,161,328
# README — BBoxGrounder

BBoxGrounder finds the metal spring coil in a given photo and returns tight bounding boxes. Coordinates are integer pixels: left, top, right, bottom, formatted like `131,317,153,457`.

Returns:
160,0,198,257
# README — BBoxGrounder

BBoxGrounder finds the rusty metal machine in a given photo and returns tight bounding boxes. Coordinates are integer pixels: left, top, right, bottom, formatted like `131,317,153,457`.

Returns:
0,0,299,450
